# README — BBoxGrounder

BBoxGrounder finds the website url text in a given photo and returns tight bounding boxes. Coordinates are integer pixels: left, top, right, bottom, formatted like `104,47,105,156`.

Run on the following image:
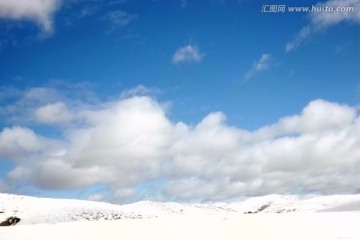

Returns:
261,5,355,13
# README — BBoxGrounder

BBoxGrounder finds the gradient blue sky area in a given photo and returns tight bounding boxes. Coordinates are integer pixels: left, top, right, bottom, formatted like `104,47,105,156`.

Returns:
0,0,359,203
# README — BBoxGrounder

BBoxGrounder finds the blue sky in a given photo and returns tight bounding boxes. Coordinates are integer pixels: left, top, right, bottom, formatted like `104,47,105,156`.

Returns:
0,0,359,203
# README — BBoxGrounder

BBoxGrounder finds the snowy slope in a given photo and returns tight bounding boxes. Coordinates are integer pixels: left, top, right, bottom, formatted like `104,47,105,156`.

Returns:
227,194,360,213
0,193,153,225
1,193,360,225
0,193,235,225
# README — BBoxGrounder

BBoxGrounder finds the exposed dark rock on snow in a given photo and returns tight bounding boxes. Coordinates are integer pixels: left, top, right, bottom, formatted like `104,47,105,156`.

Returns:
0,216,21,226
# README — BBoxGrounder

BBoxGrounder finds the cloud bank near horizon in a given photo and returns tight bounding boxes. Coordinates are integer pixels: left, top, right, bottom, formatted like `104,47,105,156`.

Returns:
0,86,359,202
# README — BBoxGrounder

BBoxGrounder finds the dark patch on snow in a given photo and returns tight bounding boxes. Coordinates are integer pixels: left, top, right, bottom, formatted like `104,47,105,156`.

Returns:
0,216,21,226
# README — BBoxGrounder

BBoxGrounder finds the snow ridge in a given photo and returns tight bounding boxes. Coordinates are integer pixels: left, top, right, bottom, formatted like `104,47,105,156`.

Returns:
1,193,360,225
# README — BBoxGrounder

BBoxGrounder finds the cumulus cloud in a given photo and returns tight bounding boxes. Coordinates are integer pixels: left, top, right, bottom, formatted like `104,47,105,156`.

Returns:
24,87,60,103
8,159,111,189
243,54,271,81
172,44,204,64
1,95,172,190
0,87,359,202
0,126,47,158
0,0,62,33
0,83,97,125
286,0,360,52
64,97,173,187
34,102,73,124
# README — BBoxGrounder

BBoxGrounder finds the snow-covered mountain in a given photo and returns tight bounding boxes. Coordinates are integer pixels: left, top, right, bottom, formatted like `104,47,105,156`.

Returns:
1,193,360,225
226,194,360,213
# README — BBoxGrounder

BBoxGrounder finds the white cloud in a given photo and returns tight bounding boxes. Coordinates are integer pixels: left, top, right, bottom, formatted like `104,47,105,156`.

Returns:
24,87,60,102
243,54,271,81
167,112,242,178
1,89,359,201
279,99,356,133
286,0,360,52
8,159,111,189
64,97,173,187
310,0,360,28
0,0,62,33
34,102,73,124
0,126,44,158
254,99,357,139
172,44,204,64
0,84,97,125
2,96,172,190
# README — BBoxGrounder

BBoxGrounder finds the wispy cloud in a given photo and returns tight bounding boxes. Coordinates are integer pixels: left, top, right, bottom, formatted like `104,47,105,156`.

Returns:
102,10,137,34
78,6,99,19
0,81,97,124
286,0,360,52
0,0,62,33
243,54,272,81
120,85,161,99
286,26,312,53
172,44,204,64
310,0,360,27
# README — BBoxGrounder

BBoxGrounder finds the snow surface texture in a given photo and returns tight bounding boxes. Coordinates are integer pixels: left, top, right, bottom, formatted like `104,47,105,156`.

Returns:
1,193,360,239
